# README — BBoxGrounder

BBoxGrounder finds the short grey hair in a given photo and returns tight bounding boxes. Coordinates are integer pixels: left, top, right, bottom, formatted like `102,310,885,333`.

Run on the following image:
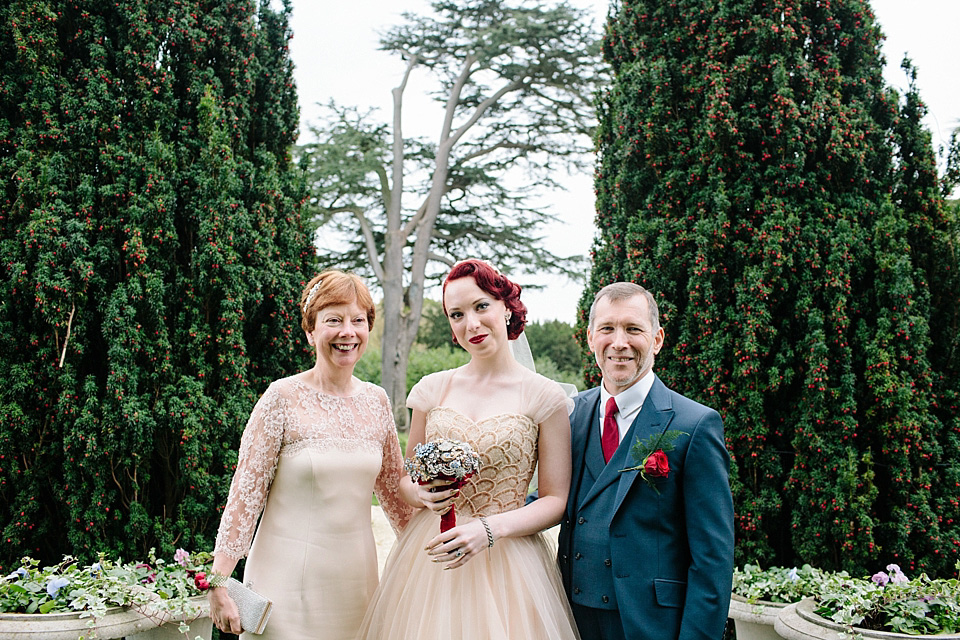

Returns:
588,282,660,332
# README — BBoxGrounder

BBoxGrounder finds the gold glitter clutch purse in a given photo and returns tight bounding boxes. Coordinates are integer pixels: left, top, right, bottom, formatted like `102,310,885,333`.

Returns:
227,578,273,634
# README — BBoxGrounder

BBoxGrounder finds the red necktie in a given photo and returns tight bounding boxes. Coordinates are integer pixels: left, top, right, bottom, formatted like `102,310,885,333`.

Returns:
602,396,620,463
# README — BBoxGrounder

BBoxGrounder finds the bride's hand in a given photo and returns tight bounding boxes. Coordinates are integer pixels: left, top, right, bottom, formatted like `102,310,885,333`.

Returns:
414,479,459,514
425,518,488,569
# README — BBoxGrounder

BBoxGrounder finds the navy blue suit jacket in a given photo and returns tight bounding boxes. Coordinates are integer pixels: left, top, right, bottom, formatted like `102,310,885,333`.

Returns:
558,376,734,640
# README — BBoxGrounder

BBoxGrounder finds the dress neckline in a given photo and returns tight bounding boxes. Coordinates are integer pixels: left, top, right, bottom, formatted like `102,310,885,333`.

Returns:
429,405,535,427
292,377,369,399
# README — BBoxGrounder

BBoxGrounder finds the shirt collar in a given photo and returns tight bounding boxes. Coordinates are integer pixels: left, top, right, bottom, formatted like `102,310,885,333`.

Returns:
600,370,655,420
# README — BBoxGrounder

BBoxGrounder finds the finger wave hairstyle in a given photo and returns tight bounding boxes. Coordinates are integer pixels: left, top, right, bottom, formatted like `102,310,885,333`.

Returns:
442,259,527,342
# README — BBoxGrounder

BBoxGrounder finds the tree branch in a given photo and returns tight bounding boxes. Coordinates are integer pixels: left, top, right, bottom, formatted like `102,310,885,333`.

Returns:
350,208,385,283
401,199,429,238
58,302,76,368
458,140,538,164
325,205,385,281
446,75,525,150
389,54,419,232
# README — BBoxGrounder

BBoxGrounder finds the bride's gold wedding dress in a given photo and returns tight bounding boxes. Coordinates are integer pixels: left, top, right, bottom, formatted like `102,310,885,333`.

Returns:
357,367,580,640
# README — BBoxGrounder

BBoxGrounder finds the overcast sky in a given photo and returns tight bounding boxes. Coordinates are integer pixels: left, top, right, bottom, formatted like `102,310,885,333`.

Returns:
288,1,959,323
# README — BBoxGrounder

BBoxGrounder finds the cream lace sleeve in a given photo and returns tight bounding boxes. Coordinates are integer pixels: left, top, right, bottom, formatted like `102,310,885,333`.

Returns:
214,384,287,560
372,387,414,534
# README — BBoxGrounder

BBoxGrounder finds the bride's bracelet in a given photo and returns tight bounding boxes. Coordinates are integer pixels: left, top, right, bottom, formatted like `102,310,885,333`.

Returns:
479,515,494,548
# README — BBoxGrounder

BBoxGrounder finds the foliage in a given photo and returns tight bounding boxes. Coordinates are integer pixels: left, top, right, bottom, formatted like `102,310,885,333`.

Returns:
733,564,848,605
353,345,470,391
416,298,461,351
406,346,471,389
533,356,583,392
0,0,312,570
297,0,603,426
416,303,584,389
587,0,960,575
0,549,211,634
526,320,582,379
815,564,960,635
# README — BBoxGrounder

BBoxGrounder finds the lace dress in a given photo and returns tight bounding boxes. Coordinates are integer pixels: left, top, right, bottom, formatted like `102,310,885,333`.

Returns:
214,376,412,640
357,368,580,640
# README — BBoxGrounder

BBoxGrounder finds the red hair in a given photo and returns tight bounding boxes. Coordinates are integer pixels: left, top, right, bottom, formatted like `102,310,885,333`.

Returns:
442,260,527,341
300,271,376,332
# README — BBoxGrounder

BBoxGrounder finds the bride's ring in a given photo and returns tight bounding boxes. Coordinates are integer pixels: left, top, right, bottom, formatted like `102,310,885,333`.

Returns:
455,549,463,557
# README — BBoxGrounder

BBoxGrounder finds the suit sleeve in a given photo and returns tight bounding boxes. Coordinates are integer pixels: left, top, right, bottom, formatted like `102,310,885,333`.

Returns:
678,408,734,640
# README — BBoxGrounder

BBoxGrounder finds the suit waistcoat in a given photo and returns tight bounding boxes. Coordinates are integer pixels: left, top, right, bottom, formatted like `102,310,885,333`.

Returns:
569,408,620,610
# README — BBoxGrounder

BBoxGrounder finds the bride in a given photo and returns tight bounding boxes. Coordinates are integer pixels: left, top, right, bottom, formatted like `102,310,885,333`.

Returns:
357,259,580,639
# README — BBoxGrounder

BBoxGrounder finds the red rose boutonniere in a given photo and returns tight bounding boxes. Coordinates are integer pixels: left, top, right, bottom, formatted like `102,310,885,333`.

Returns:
620,430,687,492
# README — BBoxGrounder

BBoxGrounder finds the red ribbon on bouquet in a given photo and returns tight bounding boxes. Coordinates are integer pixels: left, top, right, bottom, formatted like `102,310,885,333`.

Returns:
405,438,482,532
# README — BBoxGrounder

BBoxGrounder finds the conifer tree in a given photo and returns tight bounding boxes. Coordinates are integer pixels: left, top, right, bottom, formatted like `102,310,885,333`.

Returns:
586,0,959,575
0,0,311,567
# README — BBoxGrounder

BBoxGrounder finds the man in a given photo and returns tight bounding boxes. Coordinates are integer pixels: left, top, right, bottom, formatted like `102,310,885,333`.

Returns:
558,282,734,640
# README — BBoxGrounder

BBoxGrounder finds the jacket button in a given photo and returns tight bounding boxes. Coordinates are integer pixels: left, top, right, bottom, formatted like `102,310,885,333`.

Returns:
574,587,581,595
575,553,582,560
602,595,610,603
561,554,568,561
604,559,612,567
577,516,585,524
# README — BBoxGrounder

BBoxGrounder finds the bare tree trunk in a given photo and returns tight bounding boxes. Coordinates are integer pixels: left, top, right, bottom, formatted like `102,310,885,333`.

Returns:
380,58,416,429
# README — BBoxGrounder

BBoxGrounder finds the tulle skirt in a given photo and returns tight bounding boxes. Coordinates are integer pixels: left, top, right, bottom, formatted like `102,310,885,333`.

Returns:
357,508,580,640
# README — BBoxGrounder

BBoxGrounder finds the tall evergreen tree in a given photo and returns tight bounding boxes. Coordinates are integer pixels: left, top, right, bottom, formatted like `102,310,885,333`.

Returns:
0,0,312,568
586,0,959,575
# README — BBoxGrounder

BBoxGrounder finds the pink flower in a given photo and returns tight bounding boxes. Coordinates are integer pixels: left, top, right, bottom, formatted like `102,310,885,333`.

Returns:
174,549,190,567
871,571,889,586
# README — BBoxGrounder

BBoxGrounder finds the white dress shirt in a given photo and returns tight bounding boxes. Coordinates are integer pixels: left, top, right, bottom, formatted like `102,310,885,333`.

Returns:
598,370,655,444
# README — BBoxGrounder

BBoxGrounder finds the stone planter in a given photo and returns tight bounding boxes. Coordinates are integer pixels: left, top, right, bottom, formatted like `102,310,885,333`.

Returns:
132,615,212,639
729,593,790,640
775,597,960,640
0,606,152,640
0,596,210,640
128,596,211,639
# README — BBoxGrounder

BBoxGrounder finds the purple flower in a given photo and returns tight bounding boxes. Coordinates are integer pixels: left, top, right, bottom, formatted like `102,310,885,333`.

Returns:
174,549,190,567
872,571,889,586
46,576,70,598
886,564,908,584
135,563,157,584
787,567,799,582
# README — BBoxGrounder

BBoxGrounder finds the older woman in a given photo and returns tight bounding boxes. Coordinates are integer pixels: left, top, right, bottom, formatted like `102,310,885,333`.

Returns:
207,271,411,639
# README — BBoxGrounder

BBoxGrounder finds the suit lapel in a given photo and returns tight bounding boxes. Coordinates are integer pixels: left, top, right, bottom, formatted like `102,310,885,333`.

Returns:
568,388,601,520
612,378,675,515
575,377,677,514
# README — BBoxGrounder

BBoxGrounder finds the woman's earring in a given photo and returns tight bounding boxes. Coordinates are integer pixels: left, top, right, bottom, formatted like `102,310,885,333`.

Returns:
504,313,511,324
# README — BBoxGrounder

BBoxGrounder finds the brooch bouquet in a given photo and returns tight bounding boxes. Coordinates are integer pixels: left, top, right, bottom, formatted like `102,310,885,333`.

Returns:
620,429,687,492
405,438,482,532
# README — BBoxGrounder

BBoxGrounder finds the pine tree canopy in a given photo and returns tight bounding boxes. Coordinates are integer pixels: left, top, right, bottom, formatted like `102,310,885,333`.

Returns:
0,0,313,567
586,0,960,576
